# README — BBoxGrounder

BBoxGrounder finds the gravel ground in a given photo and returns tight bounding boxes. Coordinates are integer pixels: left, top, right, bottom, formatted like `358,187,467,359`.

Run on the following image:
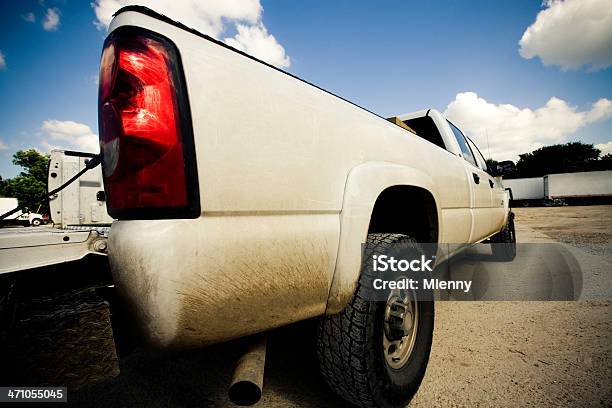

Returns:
71,206,612,407
514,205,612,256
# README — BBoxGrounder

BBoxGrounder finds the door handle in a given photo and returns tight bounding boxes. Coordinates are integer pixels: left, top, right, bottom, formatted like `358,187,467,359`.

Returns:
489,179,494,188
472,173,480,184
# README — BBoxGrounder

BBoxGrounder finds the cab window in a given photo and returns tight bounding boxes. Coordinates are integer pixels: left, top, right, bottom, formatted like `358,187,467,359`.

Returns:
448,121,477,167
403,116,447,150
466,137,488,173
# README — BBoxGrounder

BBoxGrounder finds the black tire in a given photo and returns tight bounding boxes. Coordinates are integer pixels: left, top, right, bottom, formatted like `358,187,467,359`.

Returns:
490,212,516,261
317,233,434,408
31,218,42,227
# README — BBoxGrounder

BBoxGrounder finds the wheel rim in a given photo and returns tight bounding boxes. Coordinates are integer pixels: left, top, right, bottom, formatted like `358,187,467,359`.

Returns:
383,285,418,369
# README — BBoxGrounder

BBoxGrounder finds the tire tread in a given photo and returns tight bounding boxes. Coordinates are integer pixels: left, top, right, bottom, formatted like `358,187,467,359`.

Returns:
317,233,412,407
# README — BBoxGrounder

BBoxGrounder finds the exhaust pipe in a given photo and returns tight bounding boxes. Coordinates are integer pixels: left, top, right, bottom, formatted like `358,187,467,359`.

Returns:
228,335,267,406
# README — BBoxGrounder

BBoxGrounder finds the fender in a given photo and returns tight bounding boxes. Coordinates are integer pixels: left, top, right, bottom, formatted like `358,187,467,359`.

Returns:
325,161,441,314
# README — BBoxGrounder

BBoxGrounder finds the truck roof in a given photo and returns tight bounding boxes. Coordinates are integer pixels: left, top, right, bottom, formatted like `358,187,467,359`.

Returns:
397,109,438,121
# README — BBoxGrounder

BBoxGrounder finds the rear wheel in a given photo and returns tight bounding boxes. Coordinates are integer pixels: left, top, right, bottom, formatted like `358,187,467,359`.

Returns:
30,218,42,227
317,233,434,408
491,212,516,261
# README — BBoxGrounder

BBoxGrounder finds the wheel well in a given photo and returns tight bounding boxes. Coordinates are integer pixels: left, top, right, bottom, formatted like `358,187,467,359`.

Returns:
368,186,438,244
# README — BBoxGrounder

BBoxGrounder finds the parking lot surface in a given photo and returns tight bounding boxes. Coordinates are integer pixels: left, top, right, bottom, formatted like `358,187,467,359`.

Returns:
71,206,612,407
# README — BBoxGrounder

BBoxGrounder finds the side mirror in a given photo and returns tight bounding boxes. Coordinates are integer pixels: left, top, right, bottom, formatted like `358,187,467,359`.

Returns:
491,160,516,177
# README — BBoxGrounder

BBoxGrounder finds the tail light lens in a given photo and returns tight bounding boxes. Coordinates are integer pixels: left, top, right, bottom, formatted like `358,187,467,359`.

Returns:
98,28,199,219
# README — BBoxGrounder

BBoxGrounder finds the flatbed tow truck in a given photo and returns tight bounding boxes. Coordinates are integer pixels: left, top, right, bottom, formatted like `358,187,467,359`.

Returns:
0,226,109,275
0,152,119,389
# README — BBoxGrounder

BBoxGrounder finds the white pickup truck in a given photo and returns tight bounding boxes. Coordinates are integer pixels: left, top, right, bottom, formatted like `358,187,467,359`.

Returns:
99,6,516,407
0,198,44,227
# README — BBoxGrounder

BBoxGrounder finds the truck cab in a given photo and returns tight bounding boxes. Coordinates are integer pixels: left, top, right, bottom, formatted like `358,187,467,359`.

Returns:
48,150,114,227
399,109,509,244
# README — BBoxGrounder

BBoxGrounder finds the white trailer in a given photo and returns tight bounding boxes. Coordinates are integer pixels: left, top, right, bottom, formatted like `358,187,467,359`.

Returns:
48,150,113,227
544,170,612,199
502,177,545,202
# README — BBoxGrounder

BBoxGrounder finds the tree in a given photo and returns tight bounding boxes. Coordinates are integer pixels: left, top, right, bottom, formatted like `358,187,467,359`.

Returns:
13,149,50,181
592,153,612,171
0,149,50,214
513,142,601,178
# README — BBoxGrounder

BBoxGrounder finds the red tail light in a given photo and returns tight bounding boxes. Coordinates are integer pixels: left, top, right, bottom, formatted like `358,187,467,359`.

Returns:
98,27,199,219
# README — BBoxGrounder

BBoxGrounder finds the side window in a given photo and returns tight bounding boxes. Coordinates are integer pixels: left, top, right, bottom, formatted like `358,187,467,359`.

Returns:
448,121,477,167
466,137,488,173
403,116,447,150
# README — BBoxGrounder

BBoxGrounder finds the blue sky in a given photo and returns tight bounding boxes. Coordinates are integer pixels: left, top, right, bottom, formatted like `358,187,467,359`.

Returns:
0,0,611,178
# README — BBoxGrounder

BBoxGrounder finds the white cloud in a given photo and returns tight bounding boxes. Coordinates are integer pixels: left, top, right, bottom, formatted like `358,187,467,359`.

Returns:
40,140,62,153
91,0,290,68
0,50,5,70
596,141,612,156
92,0,260,36
444,92,612,161
586,98,612,122
42,8,61,31
224,24,290,68
519,0,612,70
41,120,99,153
22,12,36,23
0,139,8,150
